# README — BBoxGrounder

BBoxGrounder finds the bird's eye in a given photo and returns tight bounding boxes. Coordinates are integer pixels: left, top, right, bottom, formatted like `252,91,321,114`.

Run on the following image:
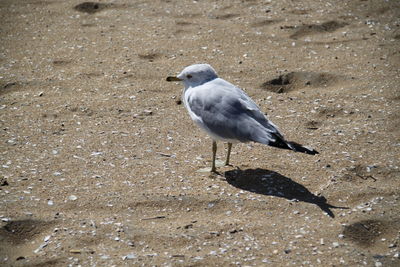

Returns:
187,74,192,79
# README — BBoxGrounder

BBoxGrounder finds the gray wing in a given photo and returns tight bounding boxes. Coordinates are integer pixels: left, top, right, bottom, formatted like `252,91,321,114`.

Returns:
188,79,286,145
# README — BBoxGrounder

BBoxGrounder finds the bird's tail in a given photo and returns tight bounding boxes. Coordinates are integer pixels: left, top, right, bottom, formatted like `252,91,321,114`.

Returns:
268,135,319,155
287,141,319,155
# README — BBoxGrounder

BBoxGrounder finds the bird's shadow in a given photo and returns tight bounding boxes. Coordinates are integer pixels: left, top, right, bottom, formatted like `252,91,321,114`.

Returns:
224,168,348,218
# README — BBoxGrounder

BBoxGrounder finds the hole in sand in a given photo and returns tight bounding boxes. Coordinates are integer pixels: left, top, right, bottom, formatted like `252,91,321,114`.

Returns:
342,219,389,247
0,219,53,245
261,71,337,93
305,120,321,130
251,19,280,27
74,2,111,14
138,53,161,62
52,59,71,66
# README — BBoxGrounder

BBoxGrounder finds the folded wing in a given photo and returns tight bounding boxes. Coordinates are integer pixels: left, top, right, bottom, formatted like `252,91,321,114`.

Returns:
187,79,288,147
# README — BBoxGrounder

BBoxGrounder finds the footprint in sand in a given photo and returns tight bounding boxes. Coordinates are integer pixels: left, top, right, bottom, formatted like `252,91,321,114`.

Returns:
290,20,348,39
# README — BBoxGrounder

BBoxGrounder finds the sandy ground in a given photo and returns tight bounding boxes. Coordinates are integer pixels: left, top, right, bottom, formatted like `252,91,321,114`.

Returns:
1,0,400,266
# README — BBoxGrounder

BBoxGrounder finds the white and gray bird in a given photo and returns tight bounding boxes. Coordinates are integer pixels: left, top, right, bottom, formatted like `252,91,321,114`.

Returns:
167,64,318,172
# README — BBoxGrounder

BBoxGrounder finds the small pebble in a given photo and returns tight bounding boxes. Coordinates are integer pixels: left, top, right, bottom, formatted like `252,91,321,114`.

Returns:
143,109,152,115
124,253,137,260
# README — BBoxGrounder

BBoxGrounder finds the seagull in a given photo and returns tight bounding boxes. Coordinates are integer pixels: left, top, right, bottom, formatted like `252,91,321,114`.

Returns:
167,64,318,172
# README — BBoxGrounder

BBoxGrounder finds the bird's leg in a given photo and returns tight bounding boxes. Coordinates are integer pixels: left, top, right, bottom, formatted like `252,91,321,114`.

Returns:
211,140,217,172
225,142,232,166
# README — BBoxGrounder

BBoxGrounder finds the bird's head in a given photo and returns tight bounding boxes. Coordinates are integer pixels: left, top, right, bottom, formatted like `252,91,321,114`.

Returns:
167,64,218,87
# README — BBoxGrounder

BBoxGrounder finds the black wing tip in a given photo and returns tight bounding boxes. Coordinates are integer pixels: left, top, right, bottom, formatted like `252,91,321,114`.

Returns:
305,149,319,155
289,142,319,155
267,139,319,155
298,147,319,155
